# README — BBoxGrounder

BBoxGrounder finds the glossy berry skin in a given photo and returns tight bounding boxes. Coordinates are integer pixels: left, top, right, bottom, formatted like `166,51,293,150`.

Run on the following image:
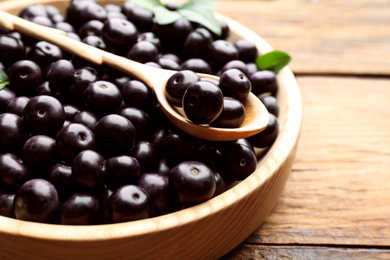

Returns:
102,18,138,51
14,178,59,223
126,41,159,64
0,87,16,113
83,80,122,116
179,58,212,74
72,150,106,189
129,140,157,173
82,35,107,50
212,170,226,197
0,153,30,191
119,80,154,111
260,95,279,117
93,114,136,156
46,163,75,201
0,193,15,218
22,95,65,136
108,184,150,223
6,96,30,117
63,104,81,121
45,59,75,87
219,68,252,100
157,58,179,71
151,128,194,163
56,123,97,162
166,70,200,107
234,39,258,63
7,60,42,96
27,41,63,69
0,113,26,154
209,39,239,67
78,20,104,39
211,97,246,128
183,28,213,60
22,135,57,171
169,161,216,205
124,5,154,32
137,32,161,51
221,142,257,181
247,113,279,148
138,172,179,216
249,70,278,96
192,143,223,172
118,107,151,139
182,81,224,125
60,193,100,225
67,67,98,104
0,34,25,67
72,110,99,130
66,0,107,29
220,60,249,77
106,155,141,189
154,18,193,54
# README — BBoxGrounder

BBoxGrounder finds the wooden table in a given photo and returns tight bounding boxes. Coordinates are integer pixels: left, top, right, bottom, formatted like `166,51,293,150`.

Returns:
216,0,390,258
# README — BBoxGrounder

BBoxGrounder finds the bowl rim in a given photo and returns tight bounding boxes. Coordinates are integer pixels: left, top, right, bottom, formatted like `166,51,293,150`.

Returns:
0,0,302,243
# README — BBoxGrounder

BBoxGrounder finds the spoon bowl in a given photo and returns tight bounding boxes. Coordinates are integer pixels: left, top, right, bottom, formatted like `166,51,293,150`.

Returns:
0,10,269,141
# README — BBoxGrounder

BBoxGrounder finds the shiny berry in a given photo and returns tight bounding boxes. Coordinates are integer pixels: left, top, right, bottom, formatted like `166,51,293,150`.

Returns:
109,184,150,223
183,81,223,124
60,193,100,225
14,178,59,223
22,95,65,136
56,123,97,162
169,161,216,205
72,150,106,189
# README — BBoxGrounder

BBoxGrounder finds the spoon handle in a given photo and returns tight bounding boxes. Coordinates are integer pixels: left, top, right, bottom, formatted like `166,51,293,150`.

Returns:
0,10,174,91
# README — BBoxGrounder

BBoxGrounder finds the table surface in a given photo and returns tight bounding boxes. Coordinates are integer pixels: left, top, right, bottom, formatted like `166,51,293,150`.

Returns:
215,0,390,259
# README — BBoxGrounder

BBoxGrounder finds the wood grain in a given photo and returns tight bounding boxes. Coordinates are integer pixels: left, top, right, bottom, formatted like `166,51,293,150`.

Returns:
231,75,390,250
223,245,390,260
215,0,390,75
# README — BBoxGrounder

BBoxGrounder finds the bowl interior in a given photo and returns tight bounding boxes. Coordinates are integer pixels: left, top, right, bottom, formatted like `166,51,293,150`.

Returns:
0,1,302,259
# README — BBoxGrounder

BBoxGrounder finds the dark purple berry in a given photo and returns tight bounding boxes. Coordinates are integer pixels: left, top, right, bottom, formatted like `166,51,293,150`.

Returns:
14,178,59,223
22,135,57,171
56,123,97,162
72,150,106,189
109,184,150,223
211,97,246,128
247,113,279,148
183,81,223,124
166,70,200,107
22,95,65,136
60,193,100,225
106,155,141,189
83,80,122,116
93,114,136,156
0,113,27,154
0,153,30,191
7,60,42,96
249,70,278,96
169,161,216,205
219,68,251,100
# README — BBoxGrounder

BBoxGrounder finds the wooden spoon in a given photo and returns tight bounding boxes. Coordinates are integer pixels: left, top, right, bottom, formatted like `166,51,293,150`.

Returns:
0,10,269,141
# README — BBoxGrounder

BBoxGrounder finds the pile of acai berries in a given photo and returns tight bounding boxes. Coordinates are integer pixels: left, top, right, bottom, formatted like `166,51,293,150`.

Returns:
0,0,280,225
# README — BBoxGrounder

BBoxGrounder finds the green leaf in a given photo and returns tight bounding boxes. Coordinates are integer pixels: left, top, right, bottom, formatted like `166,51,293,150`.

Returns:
0,68,9,90
154,5,183,25
180,0,216,11
177,8,221,36
255,50,291,74
127,0,163,12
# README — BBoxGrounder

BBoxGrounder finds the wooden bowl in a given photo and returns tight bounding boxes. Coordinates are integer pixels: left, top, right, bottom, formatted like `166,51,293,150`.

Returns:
0,0,302,259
